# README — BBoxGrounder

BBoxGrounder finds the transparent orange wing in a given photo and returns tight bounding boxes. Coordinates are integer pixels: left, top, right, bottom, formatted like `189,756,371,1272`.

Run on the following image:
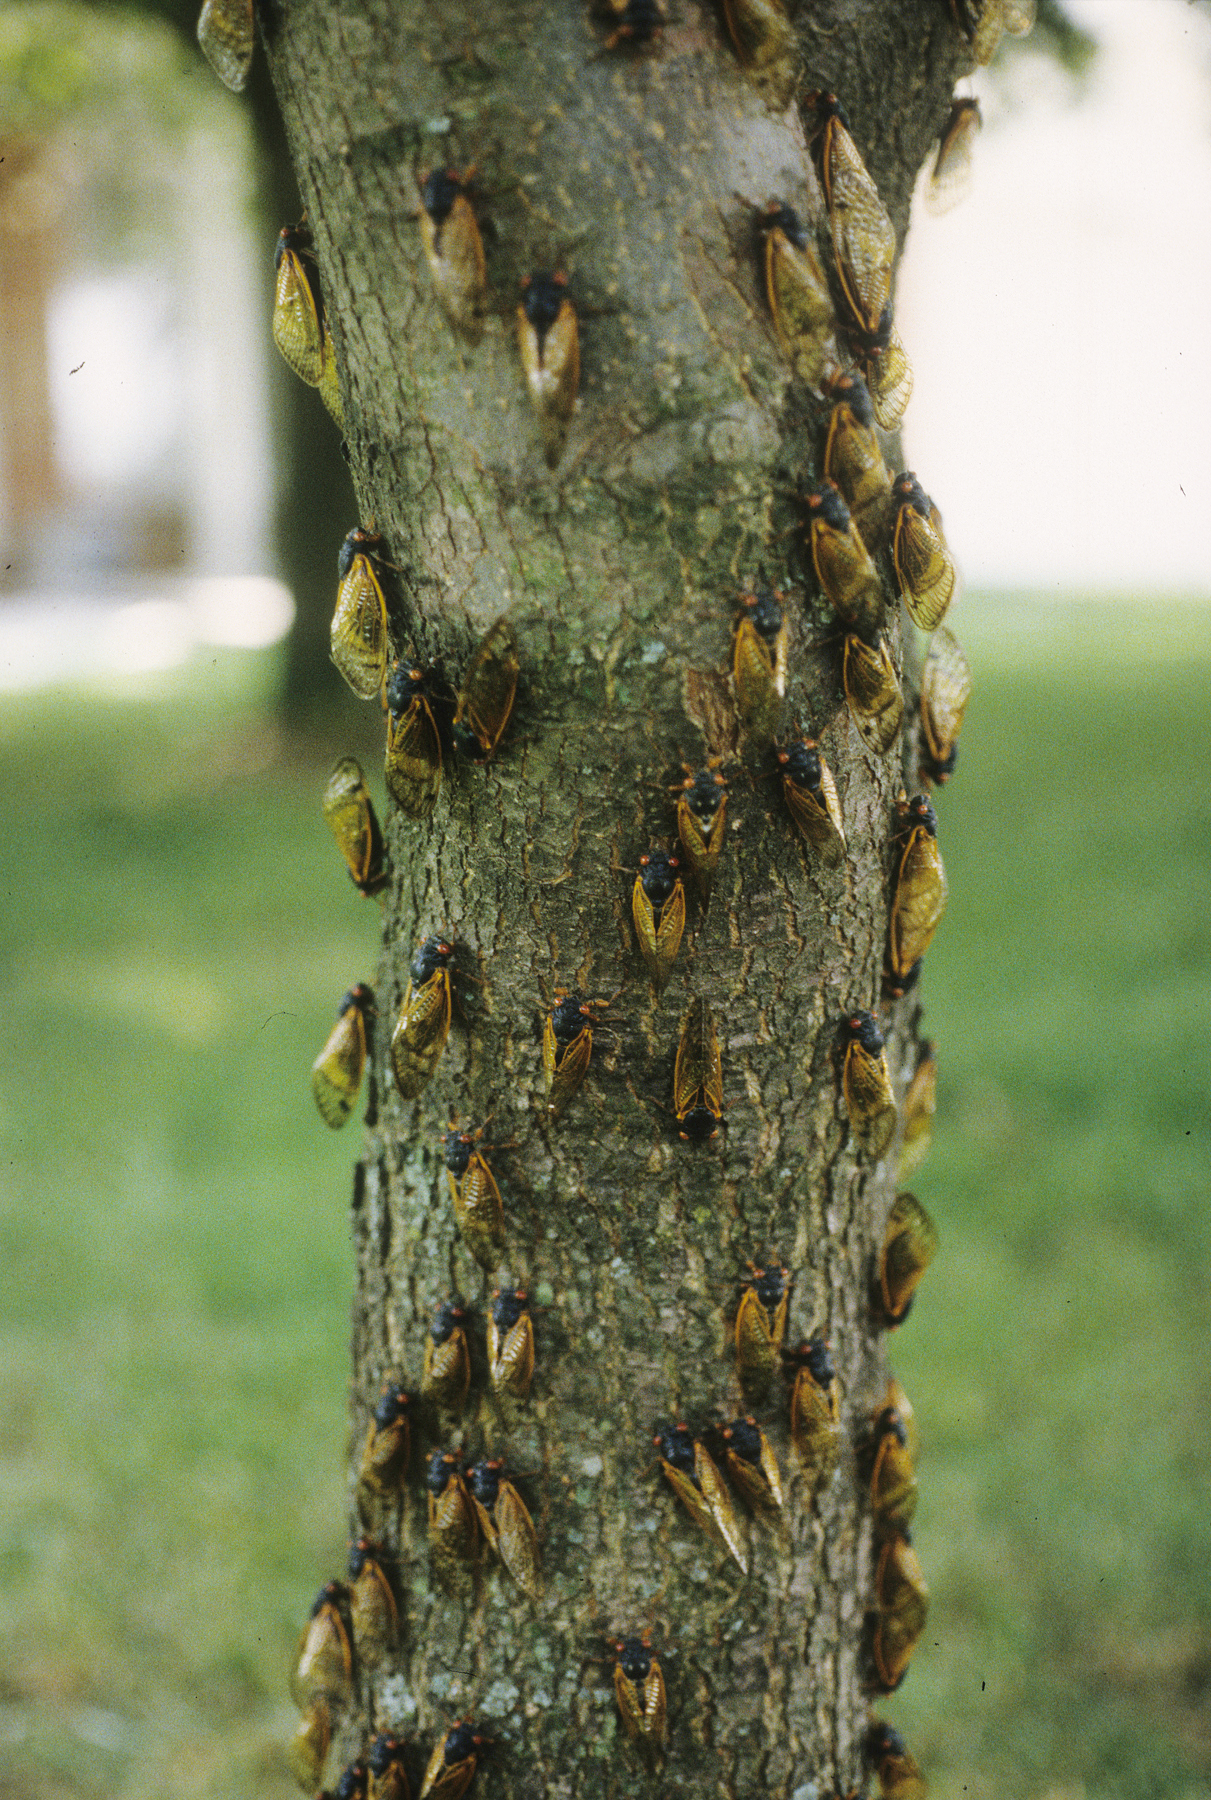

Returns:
272,247,325,386
843,1040,897,1158
310,1004,367,1129
862,325,913,429
196,0,254,92
331,556,390,700
843,634,904,754
391,973,452,1099
823,116,896,334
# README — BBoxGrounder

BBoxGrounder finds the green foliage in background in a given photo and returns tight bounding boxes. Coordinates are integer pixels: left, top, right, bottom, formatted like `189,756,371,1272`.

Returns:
0,605,1208,1800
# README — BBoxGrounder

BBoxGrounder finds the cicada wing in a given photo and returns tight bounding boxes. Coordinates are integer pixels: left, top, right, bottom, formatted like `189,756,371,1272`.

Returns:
694,1442,748,1571
196,0,255,91
385,696,443,819
391,974,452,1100
496,1480,542,1598
311,1006,367,1128
272,246,325,384
331,559,390,700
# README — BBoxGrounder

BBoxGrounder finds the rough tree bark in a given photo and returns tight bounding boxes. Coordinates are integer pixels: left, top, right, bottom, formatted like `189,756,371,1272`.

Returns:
265,3,965,1794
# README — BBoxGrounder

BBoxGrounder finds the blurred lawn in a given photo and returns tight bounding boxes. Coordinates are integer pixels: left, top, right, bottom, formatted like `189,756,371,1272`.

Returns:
0,604,1208,1800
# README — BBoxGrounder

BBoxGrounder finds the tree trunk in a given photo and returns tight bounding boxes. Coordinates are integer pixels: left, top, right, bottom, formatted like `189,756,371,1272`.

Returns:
265,3,964,1794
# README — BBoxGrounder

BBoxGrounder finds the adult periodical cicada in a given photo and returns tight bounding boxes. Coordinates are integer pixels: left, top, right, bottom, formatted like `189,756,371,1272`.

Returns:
776,737,846,866
384,663,442,820
919,627,971,787
783,1334,843,1490
357,1381,411,1507
425,1451,478,1585
733,586,788,744
839,1010,897,1159
868,1407,918,1535
865,1722,928,1800
367,1735,412,1800
311,984,374,1129
542,991,601,1121
843,630,904,754
287,1701,330,1792
612,1632,666,1754
927,96,981,215
601,0,665,51
291,1582,353,1713
950,0,1034,66
673,995,724,1143
391,937,456,1100
332,528,393,700
876,1192,940,1327
452,617,518,763
734,1262,790,1400
487,1288,534,1401
891,473,956,632
673,761,728,888
653,1423,748,1572
898,1041,937,1181
821,369,892,551
272,222,343,427
756,201,834,387
196,0,254,91
843,301,913,430
804,480,883,643
321,758,387,899
334,1761,368,1800
632,849,686,993
422,1300,471,1416
346,1537,398,1669
885,794,948,998
418,1722,488,1800
466,1458,542,1598
721,0,796,106
442,1123,505,1268
871,1534,929,1692
518,271,580,467
719,1416,784,1514
807,91,896,341
418,170,485,339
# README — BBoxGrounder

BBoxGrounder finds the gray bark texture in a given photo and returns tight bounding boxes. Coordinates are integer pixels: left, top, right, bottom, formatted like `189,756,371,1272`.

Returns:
264,2,966,1794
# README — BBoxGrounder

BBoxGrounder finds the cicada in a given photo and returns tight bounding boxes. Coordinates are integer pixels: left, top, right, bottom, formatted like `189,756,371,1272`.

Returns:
872,1534,929,1691
422,1300,471,1416
876,1192,940,1327
357,1381,411,1505
367,1735,412,1800
654,1423,748,1572
334,1762,368,1800
839,1010,897,1159
487,1288,535,1401
311,985,374,1129
419,1721,487,1800
776,737,846,865
346,1537,398,1669
804,480,883,642
898,1043,937,1182
673,995,724,1142
452,617,518,763
384,663,442,820
920,626,971,787
673,761,728,887
613,1632,666,1752
721,0,796,105
518,271,579,467
466,1458,541,1598
865,1722,928,1800
271,222,343,427
951,0,1034,65
733,586,788,743
287,1702,330,1794
332,528,392,700
391,937,456,1100
843,630,904,754
927,96,981,216
632,849,686,993
757,201,834,384
808,91,896,340
543,991,599,1122
886,794,948,997
197,0,254,91
734,1262,790,1399
843,301,913,429
719,1416,784,1514
291,1581,353,1712
442,1124,505,1268
425,1451,479,1584
884,1375,918,1459
868,1407,918,1534
821,369,892,550
891,473,956,631
602,0,665,50
322,758,387,899
418,170,485,338
783,1334,843,1489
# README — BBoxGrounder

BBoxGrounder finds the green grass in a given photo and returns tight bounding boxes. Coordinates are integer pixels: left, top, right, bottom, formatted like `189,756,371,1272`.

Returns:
1,605,1208,1800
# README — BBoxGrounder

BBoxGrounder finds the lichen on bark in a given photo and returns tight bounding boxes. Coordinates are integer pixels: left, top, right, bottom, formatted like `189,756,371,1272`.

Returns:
264,2,964,1793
